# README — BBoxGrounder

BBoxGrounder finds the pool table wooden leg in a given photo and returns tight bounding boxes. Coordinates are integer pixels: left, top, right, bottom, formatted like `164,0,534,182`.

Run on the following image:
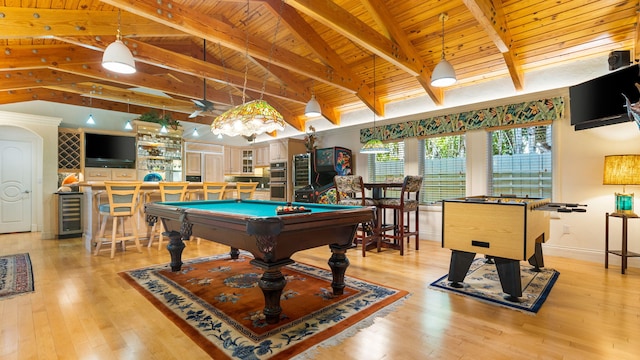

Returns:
328,244,351,295
165,230,185,272
258,269,287,324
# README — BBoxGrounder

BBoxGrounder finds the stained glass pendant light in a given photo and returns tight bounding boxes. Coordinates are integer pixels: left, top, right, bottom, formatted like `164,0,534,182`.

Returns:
211,0,286,137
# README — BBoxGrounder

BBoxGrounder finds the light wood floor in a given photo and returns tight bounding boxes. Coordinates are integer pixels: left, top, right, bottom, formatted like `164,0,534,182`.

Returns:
1,232,639,360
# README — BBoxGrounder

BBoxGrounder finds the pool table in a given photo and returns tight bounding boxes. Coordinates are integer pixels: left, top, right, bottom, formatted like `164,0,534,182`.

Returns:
145,199,375,323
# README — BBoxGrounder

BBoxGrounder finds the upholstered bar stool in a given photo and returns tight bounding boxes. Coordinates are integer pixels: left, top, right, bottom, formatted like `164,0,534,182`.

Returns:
334,175,378,256
147,181,190,249
236,182,258,199
94,181,143,259
376,175,423,256
203,182,228,200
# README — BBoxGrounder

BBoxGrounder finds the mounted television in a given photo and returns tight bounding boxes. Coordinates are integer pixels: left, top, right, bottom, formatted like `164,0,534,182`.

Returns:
569,64,640,130
84,133,136,168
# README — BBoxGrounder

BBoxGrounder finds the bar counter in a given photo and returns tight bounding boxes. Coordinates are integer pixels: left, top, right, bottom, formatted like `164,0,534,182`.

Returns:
78,181,269,252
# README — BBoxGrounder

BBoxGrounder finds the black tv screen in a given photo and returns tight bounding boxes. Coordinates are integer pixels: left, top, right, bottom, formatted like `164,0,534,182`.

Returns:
85,133,136,168
569,64,640,130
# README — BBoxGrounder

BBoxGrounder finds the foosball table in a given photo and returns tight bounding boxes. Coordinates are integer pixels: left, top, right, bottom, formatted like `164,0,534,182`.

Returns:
442,195,586,301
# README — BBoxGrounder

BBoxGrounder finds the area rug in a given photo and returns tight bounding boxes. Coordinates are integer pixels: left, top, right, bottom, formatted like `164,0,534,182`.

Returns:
120,253,409,359
429,258,559,314
0,253,34,299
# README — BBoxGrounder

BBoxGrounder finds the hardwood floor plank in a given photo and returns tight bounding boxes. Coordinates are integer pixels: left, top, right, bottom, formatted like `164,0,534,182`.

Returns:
0,232,639,359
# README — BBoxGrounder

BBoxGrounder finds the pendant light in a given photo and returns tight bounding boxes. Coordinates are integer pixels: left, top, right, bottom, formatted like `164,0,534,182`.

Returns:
431,13,456,87
361,54,389,154
305,83,322,117
102,10,136,74
124,100,133,130
86,94,95,125
192,127,200,137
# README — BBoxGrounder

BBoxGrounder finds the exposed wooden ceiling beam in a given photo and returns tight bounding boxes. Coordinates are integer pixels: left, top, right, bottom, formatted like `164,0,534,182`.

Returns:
462,0,524,90
360,0,444,107
0,6,185,38
99,0,364,96
262,0,373,118
284,0,443,105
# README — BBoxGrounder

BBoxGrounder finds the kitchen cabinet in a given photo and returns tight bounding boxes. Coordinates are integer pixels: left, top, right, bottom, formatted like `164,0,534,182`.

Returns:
184,142,224,181
255,145,270,167
203,153,224,182
84,168,136,181
185,152,202,176
225,147,253,174
269,141,288,162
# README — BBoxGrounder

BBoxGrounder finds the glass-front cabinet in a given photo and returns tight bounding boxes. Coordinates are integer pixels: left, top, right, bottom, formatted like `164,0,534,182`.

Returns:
134,121,183,181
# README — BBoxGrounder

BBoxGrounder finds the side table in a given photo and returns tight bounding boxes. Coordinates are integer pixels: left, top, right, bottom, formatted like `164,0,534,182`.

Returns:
605,212,640,274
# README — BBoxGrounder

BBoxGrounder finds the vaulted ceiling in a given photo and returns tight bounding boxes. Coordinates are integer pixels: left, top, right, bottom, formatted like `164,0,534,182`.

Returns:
1,0,638,137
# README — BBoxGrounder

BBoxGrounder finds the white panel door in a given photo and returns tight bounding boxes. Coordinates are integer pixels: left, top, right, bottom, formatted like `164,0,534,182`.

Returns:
0,140,32,233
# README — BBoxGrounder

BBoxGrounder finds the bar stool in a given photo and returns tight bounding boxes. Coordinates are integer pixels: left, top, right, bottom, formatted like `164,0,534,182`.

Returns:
334,175,377,256
376,175,423,255
236,182,258,199
147,182,190,250
203,182,228,200
94,181,143,259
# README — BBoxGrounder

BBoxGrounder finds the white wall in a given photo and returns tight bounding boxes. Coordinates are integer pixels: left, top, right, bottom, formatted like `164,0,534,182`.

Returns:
317,89,640,269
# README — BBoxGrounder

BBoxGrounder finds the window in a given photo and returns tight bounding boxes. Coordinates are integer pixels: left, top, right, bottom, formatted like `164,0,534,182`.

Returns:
489,125,552,198
420,135,466,204
368,142,405,191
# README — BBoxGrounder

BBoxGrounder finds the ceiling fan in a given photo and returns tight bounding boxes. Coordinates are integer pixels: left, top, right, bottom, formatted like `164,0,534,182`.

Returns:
189,78,214,118
189,39,215,118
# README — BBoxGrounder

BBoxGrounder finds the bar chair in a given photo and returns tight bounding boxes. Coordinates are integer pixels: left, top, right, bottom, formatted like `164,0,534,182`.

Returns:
94,181,143,259
334,175,377,256
147,181,190,250
203,182,228,200
236,182,258,199
376,175,423,255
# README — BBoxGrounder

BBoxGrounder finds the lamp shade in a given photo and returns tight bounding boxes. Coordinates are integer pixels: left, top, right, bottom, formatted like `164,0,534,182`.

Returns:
431,58,456,87
603,155,640,185
305,95,322,117
102,40,136,74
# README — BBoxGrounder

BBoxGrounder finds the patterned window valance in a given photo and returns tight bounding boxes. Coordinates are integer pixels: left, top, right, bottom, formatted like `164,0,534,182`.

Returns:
360,97,565,143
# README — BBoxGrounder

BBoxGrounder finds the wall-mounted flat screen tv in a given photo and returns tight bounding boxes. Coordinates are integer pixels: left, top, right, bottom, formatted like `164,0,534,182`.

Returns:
84,133,136,168
569,64,640,130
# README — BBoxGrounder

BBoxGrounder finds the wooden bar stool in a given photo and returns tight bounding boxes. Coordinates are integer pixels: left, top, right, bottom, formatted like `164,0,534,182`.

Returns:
94,181,143,259
203,182,228,200
376,175,423,255
334,175,377,256
236,182,258,199
147,182,190,249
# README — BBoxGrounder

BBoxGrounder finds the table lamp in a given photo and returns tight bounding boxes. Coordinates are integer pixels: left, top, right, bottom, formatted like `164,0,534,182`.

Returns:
603,155,640,216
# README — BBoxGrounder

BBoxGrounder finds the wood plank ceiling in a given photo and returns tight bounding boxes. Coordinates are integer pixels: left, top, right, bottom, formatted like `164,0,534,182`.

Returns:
0,0,638,135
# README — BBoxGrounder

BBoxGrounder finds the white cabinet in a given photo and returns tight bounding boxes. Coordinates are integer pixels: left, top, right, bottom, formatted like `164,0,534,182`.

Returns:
269,141,287,162
255,145,270,167
185,152,202,176
225,147,253,174
203,153,224,182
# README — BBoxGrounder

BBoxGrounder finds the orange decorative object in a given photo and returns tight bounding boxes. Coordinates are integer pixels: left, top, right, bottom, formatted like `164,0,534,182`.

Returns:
62,174,78,185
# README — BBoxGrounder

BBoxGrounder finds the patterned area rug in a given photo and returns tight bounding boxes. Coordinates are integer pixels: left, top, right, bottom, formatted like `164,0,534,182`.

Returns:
429,258,559,314
120,253,409,359
0,253,34,299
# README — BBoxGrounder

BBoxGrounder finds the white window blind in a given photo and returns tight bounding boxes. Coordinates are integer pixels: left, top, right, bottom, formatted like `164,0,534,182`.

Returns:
368,142,405,200
420,135,466,204
488,125,552,198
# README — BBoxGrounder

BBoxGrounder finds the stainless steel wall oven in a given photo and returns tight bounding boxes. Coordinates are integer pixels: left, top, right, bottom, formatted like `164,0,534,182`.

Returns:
269,161,287,201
